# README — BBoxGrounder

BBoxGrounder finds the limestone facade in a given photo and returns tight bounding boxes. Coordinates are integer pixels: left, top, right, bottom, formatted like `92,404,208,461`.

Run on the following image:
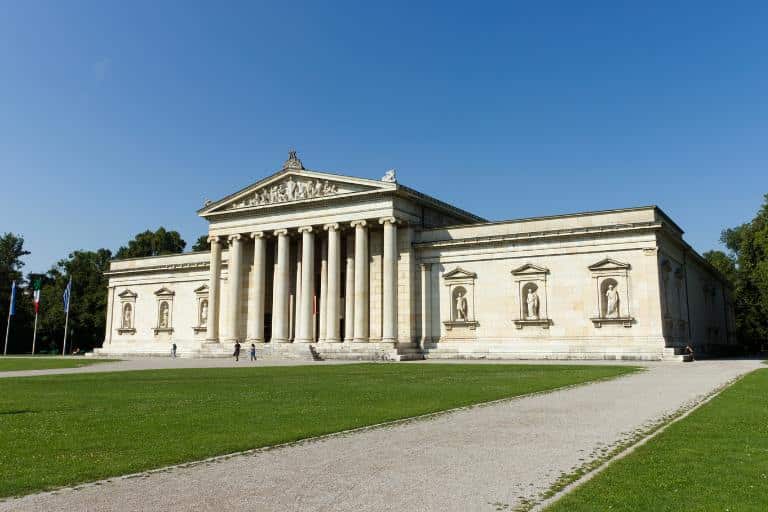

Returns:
96,152,736,360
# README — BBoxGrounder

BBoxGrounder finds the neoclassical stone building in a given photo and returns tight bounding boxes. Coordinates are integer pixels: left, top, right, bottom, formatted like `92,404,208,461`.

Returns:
96,152,736,360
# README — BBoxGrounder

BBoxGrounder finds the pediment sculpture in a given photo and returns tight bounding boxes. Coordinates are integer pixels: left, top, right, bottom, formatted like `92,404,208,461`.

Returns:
229,176,341,209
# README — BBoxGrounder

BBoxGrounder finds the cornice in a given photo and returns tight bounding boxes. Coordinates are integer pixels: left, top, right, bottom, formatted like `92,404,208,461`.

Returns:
414,222,664,250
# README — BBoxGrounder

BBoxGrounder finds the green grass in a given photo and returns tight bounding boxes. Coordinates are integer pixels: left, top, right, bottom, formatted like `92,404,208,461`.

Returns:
547,368,768,512
0,357,116,372
0,363,635,498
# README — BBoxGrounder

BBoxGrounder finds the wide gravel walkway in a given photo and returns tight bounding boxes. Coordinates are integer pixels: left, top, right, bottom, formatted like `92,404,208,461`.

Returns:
1,359,761,512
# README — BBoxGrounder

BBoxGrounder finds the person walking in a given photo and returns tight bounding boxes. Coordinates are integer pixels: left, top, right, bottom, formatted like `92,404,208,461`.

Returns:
233,341,241,362
250,343,257,362
171,343,177,358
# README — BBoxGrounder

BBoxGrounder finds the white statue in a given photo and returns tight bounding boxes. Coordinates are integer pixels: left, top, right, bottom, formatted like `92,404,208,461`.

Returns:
605,284,620,318
526,289,539,320
456,291,468,321
159,302,170,328
285,177,296,200
123,304,132,329
381,169,397,183
200,300,208,327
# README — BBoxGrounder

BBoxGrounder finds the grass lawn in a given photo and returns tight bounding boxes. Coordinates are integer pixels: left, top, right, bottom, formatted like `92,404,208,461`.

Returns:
547,368,768,512
0,363,635,498
0,357,116,372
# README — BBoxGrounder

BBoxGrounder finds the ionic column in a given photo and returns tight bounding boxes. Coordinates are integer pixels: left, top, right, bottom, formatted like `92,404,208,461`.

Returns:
296,226,315,343
343,234,355,342
206,235,223,342
224,234,244,341
380,217,398,343
248,232,266,343
324,224,341,342
420,263,432,349
271,229,290,343
293,237,302,341
351,220,369,342
318,236,328,342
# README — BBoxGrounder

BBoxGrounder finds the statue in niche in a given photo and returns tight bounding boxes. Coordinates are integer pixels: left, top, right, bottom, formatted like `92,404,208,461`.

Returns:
526,288,540,320
122,304,132,329
605,284,620,318
159,302,170,328
200,299,208,327
455,291,468,321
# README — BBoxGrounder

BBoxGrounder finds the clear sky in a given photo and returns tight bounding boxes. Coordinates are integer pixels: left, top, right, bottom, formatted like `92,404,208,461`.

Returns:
2,1,766,274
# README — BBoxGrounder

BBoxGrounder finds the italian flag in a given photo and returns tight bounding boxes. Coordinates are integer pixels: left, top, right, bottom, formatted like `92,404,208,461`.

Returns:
33,278,42,313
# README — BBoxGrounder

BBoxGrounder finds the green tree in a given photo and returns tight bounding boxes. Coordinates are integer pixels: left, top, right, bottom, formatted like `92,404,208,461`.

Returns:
0,233,34,354
38,249,112,353
115,227,186,259
191,235,211,252
703,250,737,284
714,193,768,347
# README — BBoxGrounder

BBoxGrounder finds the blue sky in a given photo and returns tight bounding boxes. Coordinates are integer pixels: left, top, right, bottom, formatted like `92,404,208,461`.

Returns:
1,1,766,274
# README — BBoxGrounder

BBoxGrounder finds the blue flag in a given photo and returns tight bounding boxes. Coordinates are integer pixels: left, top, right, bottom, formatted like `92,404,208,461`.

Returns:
62,278,72,313
9,281,16,316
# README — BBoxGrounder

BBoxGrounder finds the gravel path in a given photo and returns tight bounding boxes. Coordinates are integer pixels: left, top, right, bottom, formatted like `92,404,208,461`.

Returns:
1,359,761,512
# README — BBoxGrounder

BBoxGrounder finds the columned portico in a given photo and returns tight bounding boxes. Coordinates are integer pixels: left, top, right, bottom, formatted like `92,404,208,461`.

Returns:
351,220,369,342
296,226,315,343
205,235,223,342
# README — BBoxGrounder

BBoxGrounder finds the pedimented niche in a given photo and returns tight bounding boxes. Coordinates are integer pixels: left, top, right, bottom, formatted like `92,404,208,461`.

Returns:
511,263,552,329
154,287,175,335
193,284,209,335
117,289,137,335
442,267,479,335
588,258,634,327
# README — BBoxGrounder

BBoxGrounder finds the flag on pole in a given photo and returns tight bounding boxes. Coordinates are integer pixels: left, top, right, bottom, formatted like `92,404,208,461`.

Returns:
63,278,72,313
9,281,17,316
33,278,42,313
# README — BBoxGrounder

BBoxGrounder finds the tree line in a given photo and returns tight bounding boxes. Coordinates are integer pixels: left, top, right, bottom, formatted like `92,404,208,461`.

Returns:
0,229,210,355
703,193,768,351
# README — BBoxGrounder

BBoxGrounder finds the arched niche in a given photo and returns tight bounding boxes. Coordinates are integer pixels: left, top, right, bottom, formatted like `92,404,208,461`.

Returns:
153,287,175,335
441,267,478,337
117,289,137,335
588,258,634,328
511,263,552,329
193,284,209,335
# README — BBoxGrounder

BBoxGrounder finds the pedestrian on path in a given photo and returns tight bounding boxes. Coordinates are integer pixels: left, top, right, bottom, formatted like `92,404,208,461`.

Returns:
171,343,177,358
250,343,257,361
233,341,241,362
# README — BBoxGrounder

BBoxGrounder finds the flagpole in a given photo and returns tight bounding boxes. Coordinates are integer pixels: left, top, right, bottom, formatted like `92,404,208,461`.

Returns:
62,304,70,356
31,311,38,355
3,306,10,356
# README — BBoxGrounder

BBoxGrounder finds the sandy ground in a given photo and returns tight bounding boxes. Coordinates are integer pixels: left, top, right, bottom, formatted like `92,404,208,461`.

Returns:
0,358,761,511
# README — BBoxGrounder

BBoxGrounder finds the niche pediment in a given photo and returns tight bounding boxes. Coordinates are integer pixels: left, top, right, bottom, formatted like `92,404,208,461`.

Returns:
588,258,631,272
154,286,175,297
511,263,550,276
443,267,477,280
118,289,137,299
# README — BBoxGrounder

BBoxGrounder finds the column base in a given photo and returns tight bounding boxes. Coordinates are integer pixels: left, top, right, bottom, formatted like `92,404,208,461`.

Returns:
321,338,342,343
352,338,369,343
294,338,313,343
246,338,266,344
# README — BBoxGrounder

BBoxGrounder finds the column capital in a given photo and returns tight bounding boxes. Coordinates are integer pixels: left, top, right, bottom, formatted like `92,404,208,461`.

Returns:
273,229,289,237
379,216,399,225
207,235,223,244
228,234,243,243
323,223,340,231
420,262,432,271
350,220,367,228
250,231,266,239
298,226,314,234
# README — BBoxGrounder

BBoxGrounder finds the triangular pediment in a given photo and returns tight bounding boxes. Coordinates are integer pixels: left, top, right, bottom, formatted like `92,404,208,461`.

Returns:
194,284,209,295
118,289,137,299
588,258,631,271
199,167,396,216
443,267,477,280
154,286,175,297
511,263,549,275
